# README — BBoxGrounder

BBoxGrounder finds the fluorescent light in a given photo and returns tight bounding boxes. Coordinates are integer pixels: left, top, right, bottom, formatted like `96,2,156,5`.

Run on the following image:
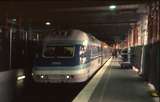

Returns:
109,5,116,10
45,21,51,26
17,75,26,80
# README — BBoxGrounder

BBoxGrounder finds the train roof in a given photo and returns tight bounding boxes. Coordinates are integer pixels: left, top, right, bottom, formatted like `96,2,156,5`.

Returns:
43,29,101,44
43,29,89,43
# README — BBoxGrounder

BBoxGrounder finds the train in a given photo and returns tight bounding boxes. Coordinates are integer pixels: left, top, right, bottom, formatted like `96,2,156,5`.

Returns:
32,29,112,83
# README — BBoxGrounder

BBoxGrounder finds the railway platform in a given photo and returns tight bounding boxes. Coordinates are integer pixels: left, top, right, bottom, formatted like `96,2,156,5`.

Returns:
73,58,159,102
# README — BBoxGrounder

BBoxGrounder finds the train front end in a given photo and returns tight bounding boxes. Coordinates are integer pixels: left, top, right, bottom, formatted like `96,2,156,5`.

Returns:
32,30,90,83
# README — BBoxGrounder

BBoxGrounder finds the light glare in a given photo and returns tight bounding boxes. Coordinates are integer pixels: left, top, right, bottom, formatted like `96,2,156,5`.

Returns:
66,75,70,79
133,66,139,72
109,5,116,10
45,22,51,26
17,75,26,80
12,18,17,22
41,75,44,78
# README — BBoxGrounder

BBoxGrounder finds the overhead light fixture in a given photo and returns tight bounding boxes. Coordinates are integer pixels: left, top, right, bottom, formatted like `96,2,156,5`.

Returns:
45,21,51,26
109,5,117,10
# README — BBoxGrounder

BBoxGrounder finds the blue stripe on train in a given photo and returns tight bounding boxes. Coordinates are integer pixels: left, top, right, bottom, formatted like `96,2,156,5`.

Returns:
33,44,101,69
33,45,81,67
33,62,91,70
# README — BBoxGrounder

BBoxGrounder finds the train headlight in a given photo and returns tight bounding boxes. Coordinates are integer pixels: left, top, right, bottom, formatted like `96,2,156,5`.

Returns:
66,75,70,79
40,75,44,79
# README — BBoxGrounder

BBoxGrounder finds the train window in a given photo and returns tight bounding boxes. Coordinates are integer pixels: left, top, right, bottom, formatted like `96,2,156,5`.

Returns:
43,46,75,58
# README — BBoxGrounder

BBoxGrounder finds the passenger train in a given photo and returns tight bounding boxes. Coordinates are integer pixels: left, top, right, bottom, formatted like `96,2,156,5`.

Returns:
32,29,112,83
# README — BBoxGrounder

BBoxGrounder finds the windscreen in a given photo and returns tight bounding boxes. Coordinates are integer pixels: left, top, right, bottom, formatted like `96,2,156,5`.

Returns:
43,46,75,58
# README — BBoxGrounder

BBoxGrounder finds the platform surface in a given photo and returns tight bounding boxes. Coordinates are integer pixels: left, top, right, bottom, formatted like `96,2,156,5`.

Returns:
74,58,159,102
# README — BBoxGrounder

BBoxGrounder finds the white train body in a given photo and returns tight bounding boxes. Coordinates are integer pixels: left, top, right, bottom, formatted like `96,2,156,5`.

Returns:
32,29,112,83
